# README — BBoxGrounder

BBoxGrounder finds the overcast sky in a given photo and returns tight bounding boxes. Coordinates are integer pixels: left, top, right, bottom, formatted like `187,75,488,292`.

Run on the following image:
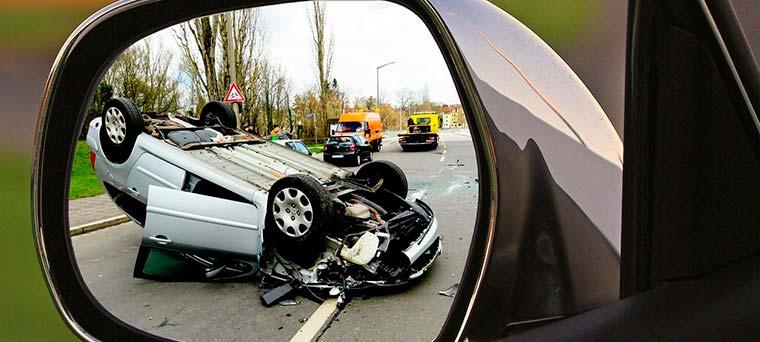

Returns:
150,1,460,106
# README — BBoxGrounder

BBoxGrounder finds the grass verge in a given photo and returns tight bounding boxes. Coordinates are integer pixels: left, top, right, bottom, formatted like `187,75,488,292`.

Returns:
69,140,104,200
306,143,324,154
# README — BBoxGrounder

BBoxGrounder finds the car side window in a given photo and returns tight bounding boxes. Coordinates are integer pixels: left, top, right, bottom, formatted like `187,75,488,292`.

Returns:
294,142,309,154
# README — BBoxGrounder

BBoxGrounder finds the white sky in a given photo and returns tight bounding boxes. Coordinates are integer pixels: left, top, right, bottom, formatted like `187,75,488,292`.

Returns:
149,1,460,106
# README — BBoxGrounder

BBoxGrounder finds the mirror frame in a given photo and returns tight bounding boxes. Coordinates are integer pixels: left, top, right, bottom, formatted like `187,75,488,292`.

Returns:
32,0,497,340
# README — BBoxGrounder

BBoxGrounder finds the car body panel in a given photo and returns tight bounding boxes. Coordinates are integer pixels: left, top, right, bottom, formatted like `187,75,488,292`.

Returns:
143,185,263,259
87,118,351,205
428,0,623,338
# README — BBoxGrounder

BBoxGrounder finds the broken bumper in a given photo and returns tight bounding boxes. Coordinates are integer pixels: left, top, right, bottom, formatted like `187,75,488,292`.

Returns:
402,216,440,266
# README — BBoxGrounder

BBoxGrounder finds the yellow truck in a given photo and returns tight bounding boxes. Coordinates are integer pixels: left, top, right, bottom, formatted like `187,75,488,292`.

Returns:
397,112,441,151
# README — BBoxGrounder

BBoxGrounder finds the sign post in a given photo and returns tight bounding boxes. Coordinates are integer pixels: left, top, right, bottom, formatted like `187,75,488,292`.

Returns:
305,113,317,145
223,83,245,128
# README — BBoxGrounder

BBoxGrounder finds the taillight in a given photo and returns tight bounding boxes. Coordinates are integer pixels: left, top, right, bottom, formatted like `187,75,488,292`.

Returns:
399,136,407,141
349,144,356,152
89,151,96,169
323,145,328,151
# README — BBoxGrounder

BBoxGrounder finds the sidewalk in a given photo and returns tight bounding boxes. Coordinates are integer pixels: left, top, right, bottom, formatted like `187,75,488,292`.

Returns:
68,194,129,235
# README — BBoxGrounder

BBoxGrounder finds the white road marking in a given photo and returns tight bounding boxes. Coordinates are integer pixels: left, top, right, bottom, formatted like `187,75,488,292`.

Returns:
290,298,338,342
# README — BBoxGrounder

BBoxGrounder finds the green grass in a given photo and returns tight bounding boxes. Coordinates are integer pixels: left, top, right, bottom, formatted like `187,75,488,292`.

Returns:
489,0,598,50
306,143,324,154
69,140,104,200
0,151,77,341
0,8,96,49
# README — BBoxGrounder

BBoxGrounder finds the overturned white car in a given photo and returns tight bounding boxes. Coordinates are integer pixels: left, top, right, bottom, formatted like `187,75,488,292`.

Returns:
86,97,441,301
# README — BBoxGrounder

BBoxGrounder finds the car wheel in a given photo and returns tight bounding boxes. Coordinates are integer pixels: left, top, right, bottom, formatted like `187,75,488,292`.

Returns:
355,154,362,166
355,160,408,198
200,101,237,128
368,152,373,162
99,97,144,164
266,174,334,264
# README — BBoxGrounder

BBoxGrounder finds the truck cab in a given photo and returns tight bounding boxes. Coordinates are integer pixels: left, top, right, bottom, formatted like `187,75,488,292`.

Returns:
398,112,441,151
335,111,383,152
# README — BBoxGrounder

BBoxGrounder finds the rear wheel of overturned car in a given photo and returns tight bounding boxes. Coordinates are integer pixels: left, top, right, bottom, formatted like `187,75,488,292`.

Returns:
356,160,408,198
266,174,334,264
99,97,144,164
200,101,237,128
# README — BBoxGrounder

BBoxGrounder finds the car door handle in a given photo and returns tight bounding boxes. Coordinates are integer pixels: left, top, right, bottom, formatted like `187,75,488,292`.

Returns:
149,235,173,245
127,186,140,196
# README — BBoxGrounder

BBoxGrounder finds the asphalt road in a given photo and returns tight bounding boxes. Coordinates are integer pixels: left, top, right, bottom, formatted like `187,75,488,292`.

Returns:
72,128,478,341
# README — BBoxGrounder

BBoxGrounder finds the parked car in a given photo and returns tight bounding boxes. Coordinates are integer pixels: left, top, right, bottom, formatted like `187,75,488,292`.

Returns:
85,97,440,297
273,139,312,156
323,135,373,166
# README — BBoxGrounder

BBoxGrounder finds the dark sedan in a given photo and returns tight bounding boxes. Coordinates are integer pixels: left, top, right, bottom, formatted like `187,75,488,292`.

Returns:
323,135,372,166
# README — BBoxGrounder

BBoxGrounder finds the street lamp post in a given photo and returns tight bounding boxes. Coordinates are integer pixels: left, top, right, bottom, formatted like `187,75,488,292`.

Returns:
376,61,395,110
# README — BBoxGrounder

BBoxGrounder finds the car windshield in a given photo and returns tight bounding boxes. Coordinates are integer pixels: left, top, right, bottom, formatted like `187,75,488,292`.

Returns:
336,122,364,132
326,136,354,144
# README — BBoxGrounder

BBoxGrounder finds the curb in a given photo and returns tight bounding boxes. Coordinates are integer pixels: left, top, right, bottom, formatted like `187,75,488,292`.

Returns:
70,215,130,236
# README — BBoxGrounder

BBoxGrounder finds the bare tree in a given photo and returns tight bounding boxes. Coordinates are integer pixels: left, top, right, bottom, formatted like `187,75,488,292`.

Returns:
308,0,335,136
175,9,267,116
104,40,181,113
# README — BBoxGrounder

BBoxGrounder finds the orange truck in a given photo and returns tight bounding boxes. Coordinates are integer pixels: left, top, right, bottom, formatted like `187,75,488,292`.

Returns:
334,111,384,151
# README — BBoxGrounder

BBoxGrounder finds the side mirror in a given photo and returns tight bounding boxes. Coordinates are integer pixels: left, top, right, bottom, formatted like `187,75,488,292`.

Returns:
33,0,623,341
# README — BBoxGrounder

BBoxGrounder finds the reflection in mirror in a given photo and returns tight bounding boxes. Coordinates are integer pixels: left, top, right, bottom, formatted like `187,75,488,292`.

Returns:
69,1,476,340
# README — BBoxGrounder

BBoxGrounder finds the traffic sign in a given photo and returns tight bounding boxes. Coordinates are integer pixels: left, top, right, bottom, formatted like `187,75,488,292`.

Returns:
223,83,246,103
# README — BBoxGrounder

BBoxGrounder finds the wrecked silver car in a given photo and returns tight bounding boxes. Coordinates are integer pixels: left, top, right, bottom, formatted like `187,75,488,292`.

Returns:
86,97,441,302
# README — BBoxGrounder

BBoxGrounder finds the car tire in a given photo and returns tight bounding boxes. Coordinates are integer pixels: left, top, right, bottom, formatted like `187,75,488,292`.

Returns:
99,97,144,164
266,174,334,265
200,101,237,128
368,152,373,162
372,140,381,152
356,160,408,198
355,154,362,166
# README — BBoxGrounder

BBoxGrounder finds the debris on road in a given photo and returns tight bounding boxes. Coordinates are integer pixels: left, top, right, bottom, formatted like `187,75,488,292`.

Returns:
278,298,300,306
260,282,296,307
438,283,459,297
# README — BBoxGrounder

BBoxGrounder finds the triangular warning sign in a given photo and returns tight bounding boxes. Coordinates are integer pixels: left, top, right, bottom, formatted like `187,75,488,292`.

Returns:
224,83,246,103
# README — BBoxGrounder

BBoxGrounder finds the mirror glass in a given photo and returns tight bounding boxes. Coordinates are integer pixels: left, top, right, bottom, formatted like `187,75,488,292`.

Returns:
69,1,476,340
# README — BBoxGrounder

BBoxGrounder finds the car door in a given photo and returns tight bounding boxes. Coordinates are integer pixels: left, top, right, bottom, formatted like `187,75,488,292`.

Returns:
352,135,371,158
140,185,262,260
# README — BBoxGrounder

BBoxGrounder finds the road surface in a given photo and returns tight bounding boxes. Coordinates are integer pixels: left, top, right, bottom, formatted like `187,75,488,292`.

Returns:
72,128,478,341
